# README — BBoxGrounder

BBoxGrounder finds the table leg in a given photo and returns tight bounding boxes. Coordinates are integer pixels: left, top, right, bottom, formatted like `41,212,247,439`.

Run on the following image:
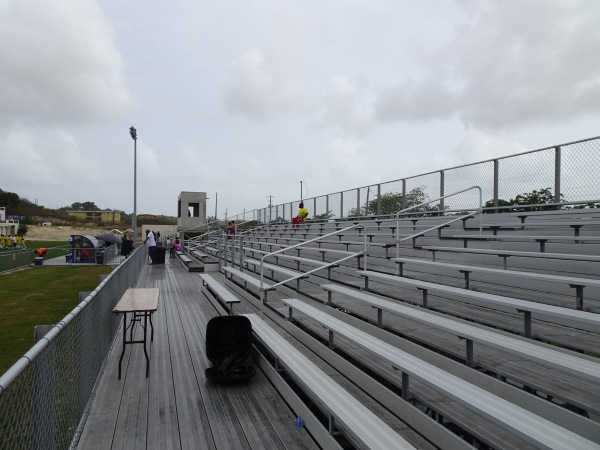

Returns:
118,312,127,380
143,312,150,378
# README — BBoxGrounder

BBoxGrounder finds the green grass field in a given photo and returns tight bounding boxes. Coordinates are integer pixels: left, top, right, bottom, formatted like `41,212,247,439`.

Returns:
0,265,112,376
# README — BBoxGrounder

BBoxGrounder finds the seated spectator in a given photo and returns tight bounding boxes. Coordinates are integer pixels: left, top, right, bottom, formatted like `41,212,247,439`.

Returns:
227,220,237,235
170,239,181,258
292,202,309,227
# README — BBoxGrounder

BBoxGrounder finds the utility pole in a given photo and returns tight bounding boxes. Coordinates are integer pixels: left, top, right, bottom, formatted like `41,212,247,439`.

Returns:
300,181,308,200
267,195,274,223
129,126,137,243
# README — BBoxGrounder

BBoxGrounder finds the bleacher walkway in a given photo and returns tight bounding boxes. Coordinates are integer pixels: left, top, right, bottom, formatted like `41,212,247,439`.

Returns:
76,257,321,450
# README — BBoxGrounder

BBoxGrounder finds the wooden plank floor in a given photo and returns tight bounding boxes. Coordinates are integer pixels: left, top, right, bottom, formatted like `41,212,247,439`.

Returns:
77,258,319,450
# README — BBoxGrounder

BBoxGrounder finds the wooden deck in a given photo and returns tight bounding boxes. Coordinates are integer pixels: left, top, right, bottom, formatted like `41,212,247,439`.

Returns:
77,258,320,450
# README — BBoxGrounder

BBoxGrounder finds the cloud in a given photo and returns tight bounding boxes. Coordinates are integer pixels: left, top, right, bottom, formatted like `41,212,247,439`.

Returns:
326,136,371,186
453,128,528,163
372,0,600,129
0,127,103,207
374,78,457,122
0,0,135,125
313,75,373,135
223,47,305,119
451,0,600,128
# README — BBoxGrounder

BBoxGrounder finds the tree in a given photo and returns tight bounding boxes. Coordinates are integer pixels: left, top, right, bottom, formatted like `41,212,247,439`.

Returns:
70,201,99,211
314,210,335,221
484,188,563,212
572,202,600,209
347,187,441,217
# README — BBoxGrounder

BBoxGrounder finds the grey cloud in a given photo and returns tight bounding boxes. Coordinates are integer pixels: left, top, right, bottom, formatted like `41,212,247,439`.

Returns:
373,0,600,129
374,79,457,122
223,47,305,119
313,75,373,135
0,0,135,125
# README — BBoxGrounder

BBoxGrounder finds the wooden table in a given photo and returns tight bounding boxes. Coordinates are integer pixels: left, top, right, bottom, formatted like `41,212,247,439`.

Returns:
112,288,159,379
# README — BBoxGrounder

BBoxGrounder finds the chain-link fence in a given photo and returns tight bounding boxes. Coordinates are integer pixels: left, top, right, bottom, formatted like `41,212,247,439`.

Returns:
0,245,122,274
0,249,38,273
0,246,146,450
226,136,600,223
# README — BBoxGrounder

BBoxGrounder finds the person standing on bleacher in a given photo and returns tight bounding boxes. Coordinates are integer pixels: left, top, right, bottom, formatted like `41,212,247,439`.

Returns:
144,230,157,265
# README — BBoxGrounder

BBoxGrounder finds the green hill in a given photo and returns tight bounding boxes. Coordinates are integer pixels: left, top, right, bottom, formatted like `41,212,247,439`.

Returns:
0,188,176,228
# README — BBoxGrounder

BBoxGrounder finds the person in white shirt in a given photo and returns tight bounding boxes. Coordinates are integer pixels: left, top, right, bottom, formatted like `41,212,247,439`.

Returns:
143,230,157,264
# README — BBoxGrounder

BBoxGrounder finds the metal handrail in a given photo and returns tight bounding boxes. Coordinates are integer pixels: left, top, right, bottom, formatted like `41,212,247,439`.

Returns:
394,213,478,259
394,186,482,259
257,224,367,317
184,229,222,251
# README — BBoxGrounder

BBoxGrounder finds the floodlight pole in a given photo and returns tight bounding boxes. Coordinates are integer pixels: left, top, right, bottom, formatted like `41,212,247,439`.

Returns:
129,126,137,243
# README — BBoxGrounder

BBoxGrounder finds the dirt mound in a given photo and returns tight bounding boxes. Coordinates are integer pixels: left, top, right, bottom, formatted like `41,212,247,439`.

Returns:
26,225,121,242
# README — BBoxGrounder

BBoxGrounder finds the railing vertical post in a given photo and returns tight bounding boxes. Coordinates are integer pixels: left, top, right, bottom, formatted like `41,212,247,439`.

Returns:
401,372,410,400
439,170,445,216
238,234,244,271
217,233,222,271
377,184,381,216
223,231,228,268
259,256,266,318
555,146,562,209
363,227,368,272
493,159,499,212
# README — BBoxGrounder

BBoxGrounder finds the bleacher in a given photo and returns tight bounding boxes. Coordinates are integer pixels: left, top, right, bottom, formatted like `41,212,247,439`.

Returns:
193,211,600,448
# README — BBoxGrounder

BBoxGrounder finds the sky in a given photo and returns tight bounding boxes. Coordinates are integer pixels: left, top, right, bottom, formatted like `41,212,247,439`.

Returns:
1,0,599,218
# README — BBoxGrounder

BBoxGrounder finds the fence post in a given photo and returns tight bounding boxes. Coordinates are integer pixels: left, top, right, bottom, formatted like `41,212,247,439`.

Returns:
340,193,344,219
326,195,330,219
356,189,360,216
33,344,56,449
555,146,562,209
439,170,445,216
313,198,317,218
493,159,499,213
401,179,407,210
377,184,381,216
